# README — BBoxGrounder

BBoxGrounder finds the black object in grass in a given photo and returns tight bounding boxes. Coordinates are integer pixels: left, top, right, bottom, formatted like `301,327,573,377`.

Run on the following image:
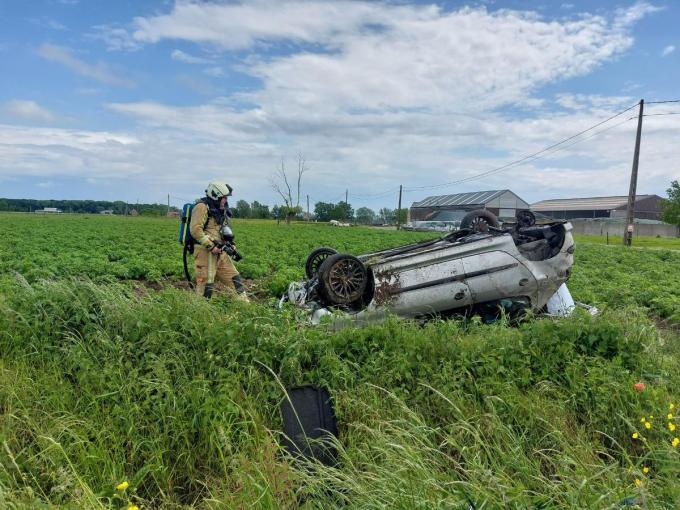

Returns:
281,386,339,467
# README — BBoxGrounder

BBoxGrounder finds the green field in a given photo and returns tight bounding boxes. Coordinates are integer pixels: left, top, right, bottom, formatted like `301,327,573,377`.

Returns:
1,214,680,508
575,234,680,250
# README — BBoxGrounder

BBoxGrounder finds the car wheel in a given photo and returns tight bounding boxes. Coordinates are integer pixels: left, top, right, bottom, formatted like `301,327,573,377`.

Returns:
318,253,367,306
305,247,338,278
460,209,500,232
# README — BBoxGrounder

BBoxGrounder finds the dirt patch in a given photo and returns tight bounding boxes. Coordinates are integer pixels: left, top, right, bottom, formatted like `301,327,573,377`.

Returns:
372,268,400,306
131,277,267,301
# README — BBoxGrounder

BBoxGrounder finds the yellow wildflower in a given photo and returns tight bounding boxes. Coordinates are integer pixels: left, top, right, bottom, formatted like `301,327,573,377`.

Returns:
128,506,140,510
669,422,676,432
645,421,652,430
635,478,642,487
673,437,680,448
632,432,639,439
668,413,673,420
643,466,650,474
671,403,675,410
116,481,129,491
640,417,646,423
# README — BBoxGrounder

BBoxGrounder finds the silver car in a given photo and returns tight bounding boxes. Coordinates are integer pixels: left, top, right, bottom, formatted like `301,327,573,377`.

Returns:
284,210,575,323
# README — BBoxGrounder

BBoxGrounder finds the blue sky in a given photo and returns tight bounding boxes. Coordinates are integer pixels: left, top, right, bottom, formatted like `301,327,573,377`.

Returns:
0,0,678,209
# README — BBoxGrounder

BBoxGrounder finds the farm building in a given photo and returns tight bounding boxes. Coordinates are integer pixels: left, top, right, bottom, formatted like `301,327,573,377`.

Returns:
409,190,529,222
530,195,665,221
34,207,62,214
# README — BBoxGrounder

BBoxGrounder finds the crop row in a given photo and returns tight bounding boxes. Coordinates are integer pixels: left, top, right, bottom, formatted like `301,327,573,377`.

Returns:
2,213,679,321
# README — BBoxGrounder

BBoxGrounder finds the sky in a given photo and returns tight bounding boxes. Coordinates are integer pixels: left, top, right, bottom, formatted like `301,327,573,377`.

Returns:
0,0,678,210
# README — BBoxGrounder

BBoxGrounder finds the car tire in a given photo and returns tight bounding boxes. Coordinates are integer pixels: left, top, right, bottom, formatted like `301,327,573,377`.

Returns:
516,209,536,228
305,247,338,278
317,253,367,306
460,209,500,232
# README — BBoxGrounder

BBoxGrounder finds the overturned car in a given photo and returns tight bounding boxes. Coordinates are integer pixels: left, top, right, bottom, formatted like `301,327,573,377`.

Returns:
281,210,577,324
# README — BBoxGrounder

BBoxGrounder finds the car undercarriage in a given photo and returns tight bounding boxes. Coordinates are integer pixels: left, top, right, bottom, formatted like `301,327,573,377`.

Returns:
281,209,582,325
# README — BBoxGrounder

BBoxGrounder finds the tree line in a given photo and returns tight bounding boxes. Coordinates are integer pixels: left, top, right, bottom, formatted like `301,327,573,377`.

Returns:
0,198,174,216
0,196,409,224
232,198,407,225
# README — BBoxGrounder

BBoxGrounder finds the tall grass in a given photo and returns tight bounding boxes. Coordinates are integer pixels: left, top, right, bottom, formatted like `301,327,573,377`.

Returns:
1,276,679,508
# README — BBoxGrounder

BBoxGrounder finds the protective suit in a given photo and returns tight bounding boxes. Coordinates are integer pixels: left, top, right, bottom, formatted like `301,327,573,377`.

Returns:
189,200,241,298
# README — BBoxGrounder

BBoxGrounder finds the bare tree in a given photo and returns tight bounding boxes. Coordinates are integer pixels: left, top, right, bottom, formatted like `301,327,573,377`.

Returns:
269,153,308,224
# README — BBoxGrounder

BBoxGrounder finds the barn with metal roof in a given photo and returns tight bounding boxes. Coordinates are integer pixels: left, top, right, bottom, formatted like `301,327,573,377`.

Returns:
409,190,529,222
530,195,665,220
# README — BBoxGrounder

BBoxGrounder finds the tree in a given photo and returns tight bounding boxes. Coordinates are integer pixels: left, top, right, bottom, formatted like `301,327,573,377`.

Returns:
378,207,395,224
313,201,354,222
662,180,680,227
235,200,251,218
331,201,353,221
355,207,376,225
269,153,308,224
250,201,271,219
396,207,409,225
314,202,335,222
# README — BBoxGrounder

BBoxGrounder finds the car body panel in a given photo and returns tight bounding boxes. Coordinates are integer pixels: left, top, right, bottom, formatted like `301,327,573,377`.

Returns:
285,222,574,324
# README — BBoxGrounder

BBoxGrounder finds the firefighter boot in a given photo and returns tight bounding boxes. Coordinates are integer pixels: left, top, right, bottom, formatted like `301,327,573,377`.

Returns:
232,275,250,303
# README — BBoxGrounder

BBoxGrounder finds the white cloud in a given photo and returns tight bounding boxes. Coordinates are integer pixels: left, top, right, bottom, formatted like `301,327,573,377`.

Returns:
89,25,141,51
555,94,634,111
36,44,135,86
661,45,675,56
613,2,663,28
102,1,657,115
0,125,143,181
3,100,55,122
102,96,680,205
203,66,224,77
126,0,403,50
29,17,67,30
171,49,212,64
4,2,675,205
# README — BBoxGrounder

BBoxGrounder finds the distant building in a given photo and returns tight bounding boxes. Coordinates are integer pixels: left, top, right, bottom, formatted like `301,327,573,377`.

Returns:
100,210,114,215
531,195,665,221
409,190,529,222
129,209,139,216
35,207,62,214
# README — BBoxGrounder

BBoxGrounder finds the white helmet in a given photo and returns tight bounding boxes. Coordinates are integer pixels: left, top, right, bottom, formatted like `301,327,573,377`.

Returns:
205,181,233,200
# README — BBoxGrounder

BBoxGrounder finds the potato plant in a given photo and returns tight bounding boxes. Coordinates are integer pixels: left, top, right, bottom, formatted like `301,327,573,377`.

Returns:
1,213,680,508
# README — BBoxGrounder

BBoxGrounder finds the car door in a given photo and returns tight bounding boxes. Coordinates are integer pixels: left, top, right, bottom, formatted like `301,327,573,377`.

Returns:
373,255,472,316
460,249,537,305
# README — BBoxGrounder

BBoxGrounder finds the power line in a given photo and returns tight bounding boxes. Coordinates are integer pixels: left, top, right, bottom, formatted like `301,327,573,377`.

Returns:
515,115,636,161
647,99,680,104
404,102,640,192
643,112,680,117
405,116,634,193
350,188,400,199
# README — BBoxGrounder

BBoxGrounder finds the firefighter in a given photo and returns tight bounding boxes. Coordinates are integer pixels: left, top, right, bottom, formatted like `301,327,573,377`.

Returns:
190,181,248,301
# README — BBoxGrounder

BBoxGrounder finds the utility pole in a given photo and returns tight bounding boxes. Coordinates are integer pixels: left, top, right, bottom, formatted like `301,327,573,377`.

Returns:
306,194,309,221
397,184,403,230
167,194,170,217
624,99,644,247
345,189,349,221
